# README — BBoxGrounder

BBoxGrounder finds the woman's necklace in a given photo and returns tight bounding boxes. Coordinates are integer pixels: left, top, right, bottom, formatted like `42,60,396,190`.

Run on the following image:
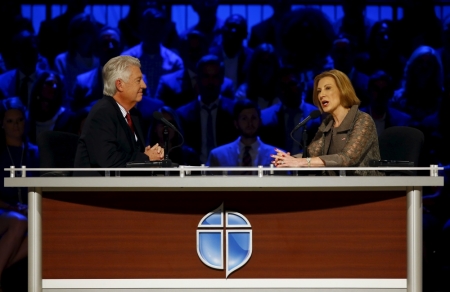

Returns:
6,143,24,202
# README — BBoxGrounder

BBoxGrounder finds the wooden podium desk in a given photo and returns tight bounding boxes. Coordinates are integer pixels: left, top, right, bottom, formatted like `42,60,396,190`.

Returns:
4,169,444,292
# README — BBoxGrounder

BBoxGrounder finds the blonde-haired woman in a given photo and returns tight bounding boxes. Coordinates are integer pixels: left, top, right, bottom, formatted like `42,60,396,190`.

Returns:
272,69,383,176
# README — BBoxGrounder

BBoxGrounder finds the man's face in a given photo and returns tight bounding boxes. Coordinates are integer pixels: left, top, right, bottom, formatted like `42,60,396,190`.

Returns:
222,16,247,43
121,65,147,106
235,108,260,138
279,73,302,109
198,63,223,102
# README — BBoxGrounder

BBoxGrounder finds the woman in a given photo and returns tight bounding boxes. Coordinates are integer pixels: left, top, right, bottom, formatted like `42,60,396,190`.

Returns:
272,69,383,176
0,97,37,277
148,106,200,167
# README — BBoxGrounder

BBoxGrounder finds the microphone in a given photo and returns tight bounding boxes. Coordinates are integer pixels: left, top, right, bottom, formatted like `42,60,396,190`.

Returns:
291,110,321,133
152,111,185,159
153,111,178,132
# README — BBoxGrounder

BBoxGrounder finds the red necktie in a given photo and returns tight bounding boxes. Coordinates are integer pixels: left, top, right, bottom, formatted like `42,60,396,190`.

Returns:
125,112,135,134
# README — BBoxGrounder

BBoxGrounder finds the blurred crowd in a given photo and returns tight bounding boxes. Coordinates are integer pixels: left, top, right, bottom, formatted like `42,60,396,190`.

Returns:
1,0,450,291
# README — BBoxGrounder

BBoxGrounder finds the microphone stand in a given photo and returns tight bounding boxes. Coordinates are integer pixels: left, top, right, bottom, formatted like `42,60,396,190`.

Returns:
302,127,308,158
162,125,172,168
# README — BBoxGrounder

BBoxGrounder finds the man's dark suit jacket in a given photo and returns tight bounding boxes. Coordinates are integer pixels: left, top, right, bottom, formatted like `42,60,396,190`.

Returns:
176,97,238,156
74,95,149,168
154,69,234,109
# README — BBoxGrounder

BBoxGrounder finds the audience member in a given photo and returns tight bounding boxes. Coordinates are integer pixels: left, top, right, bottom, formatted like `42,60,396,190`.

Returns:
260,66,320,156
179,0,224,53
209,14,253,91
235,43,281,110
0,97,39,205
207,99,276,174
0,30,49,108
177,30,209,76
360,70,411,136
71,26,123,111
176,55,237,164
27,71,75,144
74,55,164,171
333,0,375,54
390,45,444,126
37,0,103,69
358,20,406,89
272,69,383,176
154,68,233,110
277,7,335,88
0,0,35,72
248,0,292,51
0,97,37,291
155,29,234,109
121,8,183,98
438,15,450,91
330,36,369,107
394,0,443,59
148,106,200,166
54,13,101,99
118,0,180,51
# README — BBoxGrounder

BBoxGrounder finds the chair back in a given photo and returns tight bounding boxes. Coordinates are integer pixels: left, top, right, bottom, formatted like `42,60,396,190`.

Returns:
36,131,79,176
378,126,424,175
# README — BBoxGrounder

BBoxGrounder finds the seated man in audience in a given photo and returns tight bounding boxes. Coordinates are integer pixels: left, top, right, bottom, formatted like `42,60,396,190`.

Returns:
121,7,183,98
209,14,253,91
0,30,49,108
261,66,321,157
207,99,276,174
155,30,234,109
71,26,123,111
176,55,237,164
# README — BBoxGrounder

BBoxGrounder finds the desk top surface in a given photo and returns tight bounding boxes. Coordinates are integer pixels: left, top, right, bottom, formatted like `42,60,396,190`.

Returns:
4,175,444,190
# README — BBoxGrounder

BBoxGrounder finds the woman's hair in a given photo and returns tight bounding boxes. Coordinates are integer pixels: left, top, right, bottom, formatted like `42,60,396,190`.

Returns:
102,55,141,97
0,97,27,151
0,97,26,122
312,69,360,111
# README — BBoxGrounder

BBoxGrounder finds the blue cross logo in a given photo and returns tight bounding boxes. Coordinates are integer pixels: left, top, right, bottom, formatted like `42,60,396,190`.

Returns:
196,203,252,278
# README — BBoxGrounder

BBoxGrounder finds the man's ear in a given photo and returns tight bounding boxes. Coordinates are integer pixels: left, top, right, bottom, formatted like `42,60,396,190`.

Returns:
115,79,123,92
233,120,239,130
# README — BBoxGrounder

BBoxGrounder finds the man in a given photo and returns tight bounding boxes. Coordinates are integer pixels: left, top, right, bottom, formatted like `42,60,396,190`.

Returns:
0,30,49,108
155,30,234,109
179,0,224,55
74,55,163,170
209,14,253,91
207,100,276,174
261,66,321,156
72,26,164,136
176,55,237,164
71,26,123,111
121,8,183,98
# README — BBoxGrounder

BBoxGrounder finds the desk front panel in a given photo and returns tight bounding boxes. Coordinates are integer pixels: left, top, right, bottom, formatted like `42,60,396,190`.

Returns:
42,190,406,279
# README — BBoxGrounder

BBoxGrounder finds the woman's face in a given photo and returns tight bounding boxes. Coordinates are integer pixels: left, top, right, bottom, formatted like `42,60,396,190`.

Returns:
316,76,342,114
155,112,176,141
2,109,25,141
